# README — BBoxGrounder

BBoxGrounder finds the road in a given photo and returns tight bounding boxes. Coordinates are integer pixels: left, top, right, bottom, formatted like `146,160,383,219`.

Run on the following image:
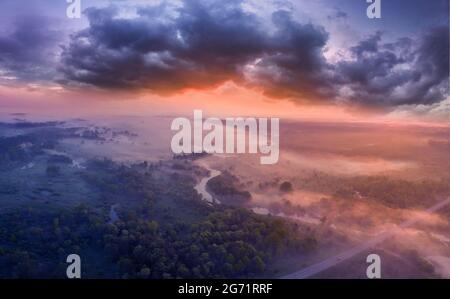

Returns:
281,197,450,279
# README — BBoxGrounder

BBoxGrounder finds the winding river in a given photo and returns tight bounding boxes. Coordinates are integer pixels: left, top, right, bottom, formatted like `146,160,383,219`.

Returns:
194,163,322,226
194,164,222,204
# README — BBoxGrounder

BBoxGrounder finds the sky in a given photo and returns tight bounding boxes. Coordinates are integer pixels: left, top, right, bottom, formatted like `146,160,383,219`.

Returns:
0,0,449,122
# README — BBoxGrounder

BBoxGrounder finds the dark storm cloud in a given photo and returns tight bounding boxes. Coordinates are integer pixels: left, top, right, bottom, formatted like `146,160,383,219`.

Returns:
60,2,263,91
242,10,334,101
0,16,62,83
60,0,332,100
59,0,449,108
350,31,382,57
336,26,449,106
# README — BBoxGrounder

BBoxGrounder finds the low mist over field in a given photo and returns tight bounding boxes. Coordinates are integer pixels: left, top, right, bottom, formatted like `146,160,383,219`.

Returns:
1,111,449,278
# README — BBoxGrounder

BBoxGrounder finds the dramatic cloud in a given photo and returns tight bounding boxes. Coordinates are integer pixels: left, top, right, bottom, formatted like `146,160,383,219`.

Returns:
60,1,333,102
241,10,334,101
0,0,447,112
336,26,449,107
0,16,63,84
59,0,449,109
60,2,259,91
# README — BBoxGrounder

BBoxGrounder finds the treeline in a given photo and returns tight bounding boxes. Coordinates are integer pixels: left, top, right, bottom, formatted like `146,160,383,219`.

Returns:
0,205,106,278
0,127,64,167
0,204,316,278
207,171,252,204
0,135,38,164
101,207,316,278
82,160,315,278
0,156,317,278
334,176,450,208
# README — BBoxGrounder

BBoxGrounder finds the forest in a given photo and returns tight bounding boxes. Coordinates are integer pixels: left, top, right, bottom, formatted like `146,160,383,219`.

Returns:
0,123,317,278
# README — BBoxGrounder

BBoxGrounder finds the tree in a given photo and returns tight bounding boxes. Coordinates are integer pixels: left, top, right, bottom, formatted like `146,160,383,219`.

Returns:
118,257,134,274
137,267,151,278
279,181,293,193
250,256,265,273
177,264,190,278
